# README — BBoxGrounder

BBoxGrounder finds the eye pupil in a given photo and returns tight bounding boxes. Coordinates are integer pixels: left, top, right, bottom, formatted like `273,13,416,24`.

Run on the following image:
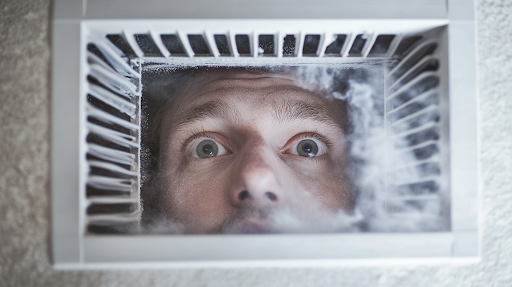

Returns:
302,143,313,153
202,144,213,155
196,140,218,158
297,139,318,157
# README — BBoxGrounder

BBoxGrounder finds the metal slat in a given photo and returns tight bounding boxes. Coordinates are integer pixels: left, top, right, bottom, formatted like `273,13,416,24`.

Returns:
387,40,438,81
87,176,133,192
89,63,138,97
87,143,135,165
88,160,138,177
88,37,140,78
87,123,139,148
86,104,139,131
88,84,137,117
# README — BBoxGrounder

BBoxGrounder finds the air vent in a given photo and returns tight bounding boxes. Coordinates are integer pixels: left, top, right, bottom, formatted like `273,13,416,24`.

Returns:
80,24,449,234
51,0,479,264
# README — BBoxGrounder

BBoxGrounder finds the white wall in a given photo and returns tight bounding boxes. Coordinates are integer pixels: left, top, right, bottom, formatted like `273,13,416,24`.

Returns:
1,0,512,285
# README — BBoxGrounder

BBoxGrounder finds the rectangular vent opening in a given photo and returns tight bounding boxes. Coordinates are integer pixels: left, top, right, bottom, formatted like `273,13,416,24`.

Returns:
214,34,232,56
368,34,396,57
187,34,212,56
348,34,368,56
393,35,424,57
258,34,275,56
324,34,347,56
160,34,187,56
283,34,296,56
134,34,163,57
235,34,252,56
107,34,137,58
303,34,321,56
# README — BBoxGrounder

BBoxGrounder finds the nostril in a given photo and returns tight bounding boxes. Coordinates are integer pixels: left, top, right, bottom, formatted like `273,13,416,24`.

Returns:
238,190,250,201
238,191,277,202
265,191,277,201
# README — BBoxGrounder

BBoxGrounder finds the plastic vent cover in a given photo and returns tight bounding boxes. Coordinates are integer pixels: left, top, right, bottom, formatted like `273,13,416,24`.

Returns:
51,0,479,267
82,22,450,234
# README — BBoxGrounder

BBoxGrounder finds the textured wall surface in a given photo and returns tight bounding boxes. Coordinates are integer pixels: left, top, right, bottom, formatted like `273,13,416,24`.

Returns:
1,0,511,286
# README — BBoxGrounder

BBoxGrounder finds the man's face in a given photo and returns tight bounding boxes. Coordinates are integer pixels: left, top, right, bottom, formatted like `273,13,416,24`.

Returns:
157,69,351,234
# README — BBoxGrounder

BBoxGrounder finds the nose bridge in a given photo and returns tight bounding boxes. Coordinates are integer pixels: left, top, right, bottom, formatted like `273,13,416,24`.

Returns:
229,139,284,208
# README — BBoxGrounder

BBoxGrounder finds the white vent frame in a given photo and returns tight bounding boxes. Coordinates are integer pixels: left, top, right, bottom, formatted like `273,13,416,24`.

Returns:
52,0,479,268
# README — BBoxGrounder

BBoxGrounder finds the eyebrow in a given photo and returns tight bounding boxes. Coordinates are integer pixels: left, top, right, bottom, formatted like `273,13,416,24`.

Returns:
271,100,341,127
172,98,341,130
174,99,234,129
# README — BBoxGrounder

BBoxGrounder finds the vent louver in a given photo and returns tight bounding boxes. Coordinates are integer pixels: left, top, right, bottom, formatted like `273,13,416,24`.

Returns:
103,32,401,58
384,37,445,224
85,38,142,233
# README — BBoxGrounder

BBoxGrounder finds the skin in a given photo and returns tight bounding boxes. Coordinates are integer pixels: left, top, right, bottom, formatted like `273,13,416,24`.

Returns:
157,69,351,234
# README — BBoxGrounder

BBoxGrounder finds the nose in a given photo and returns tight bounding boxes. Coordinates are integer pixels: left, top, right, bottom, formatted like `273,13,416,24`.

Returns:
229,144,284,209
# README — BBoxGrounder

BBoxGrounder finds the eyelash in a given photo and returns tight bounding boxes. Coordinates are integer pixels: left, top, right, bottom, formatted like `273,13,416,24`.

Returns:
294,132,333,148
280,132,332,159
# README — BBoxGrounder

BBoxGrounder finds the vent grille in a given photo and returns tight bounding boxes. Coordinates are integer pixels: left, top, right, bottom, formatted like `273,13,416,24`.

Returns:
85,40,141,233
102,31,404,59
384,37,444,223
83,26,447,233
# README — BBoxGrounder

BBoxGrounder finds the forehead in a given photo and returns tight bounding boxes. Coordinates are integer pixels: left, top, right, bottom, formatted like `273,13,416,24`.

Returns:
169,69,330,111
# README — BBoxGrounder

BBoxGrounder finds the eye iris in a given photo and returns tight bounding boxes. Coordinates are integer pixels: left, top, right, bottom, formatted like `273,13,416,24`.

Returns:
196,140,218,158
297,139,318,157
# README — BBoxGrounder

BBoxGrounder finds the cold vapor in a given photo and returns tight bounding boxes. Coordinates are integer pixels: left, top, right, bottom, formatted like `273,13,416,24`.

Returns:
291,65,444,232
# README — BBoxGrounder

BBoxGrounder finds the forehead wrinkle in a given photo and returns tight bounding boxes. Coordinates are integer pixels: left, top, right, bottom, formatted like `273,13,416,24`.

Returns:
271,99,340,127
204,76,296,88
190,75,297,95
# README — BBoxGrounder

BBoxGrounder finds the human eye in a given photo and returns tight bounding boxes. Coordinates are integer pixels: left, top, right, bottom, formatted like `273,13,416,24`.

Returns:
190,138,228,158
286,134,329,157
